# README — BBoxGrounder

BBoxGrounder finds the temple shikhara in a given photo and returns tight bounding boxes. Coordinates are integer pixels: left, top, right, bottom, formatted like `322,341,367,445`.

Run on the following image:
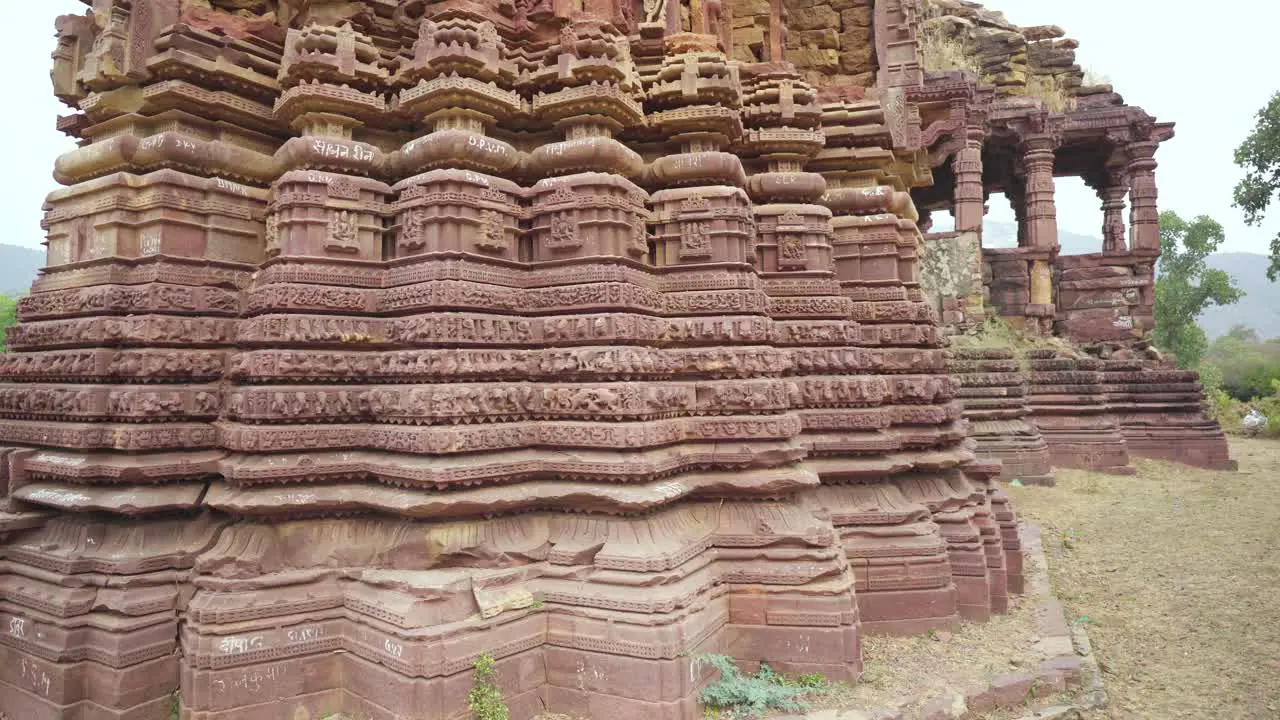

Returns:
0,0,1231,718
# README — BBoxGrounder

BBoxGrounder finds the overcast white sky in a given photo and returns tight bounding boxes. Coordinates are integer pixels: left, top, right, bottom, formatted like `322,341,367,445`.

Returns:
2,1,1278,256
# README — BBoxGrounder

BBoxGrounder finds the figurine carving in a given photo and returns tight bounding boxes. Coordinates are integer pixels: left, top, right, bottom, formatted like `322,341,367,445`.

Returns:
326,210,360,254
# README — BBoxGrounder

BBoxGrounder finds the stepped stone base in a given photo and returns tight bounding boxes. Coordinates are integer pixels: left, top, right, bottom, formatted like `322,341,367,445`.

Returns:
1102,360,1237,471
1025,350,1136,475
950,348,1056,486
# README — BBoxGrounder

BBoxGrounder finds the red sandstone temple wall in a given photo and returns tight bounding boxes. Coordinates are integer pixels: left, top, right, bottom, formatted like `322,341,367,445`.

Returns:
0,2,1031,719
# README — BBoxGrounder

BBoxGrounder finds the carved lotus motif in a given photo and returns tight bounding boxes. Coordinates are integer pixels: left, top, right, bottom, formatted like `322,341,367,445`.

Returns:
328,177,360,200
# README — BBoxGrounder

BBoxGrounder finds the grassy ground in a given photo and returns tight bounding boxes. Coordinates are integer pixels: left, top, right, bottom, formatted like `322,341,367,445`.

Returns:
1007,437,1280,719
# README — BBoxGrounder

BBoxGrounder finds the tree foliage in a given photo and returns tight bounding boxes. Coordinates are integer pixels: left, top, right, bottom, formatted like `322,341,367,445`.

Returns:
1202,325,1280,400
1232,90,1280,281
0,294,17,353
1152,211,1242,368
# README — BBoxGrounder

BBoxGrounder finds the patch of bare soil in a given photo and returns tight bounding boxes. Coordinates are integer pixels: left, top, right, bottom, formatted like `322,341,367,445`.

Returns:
811,590,1044,714
1007,437,1280,719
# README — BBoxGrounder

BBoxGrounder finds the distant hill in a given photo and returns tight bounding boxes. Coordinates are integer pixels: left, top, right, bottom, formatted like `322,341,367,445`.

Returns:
983,220,1104,255
1199,253,1280,340
0,244,43,296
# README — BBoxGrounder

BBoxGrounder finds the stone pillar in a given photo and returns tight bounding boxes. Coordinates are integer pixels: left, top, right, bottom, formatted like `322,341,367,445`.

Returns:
1127,141,1160,252
1021,135,1058,313
1099,171,1129,253
1022,135,1059,251
944,126,987,329
953,127,985,233
1007,184,1028,247
768,0,786,63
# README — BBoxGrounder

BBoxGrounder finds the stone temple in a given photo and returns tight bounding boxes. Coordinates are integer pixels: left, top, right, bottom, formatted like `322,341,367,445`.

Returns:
0,0,1228,718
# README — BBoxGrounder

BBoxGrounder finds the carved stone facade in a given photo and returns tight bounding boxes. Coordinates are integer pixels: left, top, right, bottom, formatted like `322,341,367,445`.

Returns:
0,2,1036,719
909,2,1233,474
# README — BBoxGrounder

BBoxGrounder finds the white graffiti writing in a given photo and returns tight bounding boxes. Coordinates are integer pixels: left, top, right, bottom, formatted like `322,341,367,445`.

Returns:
218,635,264,654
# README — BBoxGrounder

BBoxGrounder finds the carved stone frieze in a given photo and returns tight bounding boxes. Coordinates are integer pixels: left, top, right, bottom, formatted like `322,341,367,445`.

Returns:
2,3,1038,718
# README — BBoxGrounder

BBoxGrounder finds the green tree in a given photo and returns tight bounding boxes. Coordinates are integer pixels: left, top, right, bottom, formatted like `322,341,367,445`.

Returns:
1225,323,1260,343
0,294,17,353
1152,211,1243,368
1233,90,1280,281
1203,328,1280,400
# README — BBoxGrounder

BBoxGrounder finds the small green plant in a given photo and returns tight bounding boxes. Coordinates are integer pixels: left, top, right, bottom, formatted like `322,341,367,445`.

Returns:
529,598,543,609
794,673,827,690
169,690,180,720
696,654,809,718
467,654,508,720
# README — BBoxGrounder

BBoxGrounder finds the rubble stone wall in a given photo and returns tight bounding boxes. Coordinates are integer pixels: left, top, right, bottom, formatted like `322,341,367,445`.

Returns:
920,230,984,332
730,0,877,88
920,0,1112,101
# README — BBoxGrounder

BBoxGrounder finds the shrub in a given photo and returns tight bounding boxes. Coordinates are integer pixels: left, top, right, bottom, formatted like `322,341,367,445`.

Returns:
1259,380,1280,435
919,1,982,74
696,654,809,718
920,30,981,74
467,654,508,720
1026,74,1076,113
1208,388,1243,433
0,294,16,353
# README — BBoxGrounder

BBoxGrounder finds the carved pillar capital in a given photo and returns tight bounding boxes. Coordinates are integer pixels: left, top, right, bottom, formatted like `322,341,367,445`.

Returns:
1020,132,1061,157
963,123,987,148
1125,139,1159,166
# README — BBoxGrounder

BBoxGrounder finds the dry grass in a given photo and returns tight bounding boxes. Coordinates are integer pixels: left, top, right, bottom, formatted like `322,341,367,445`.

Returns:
815,591,1045,714
920,31,982,75
1025,74,1076,114
1082,67,1111,87
919,1,982,75
1008,438,1280,719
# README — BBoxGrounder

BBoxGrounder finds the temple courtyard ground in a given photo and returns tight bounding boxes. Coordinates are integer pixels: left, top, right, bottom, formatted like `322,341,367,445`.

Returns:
762,437,1280,720
1003,437,1280,719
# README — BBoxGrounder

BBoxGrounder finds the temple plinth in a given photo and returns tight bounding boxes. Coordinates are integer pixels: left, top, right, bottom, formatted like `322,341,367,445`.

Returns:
0,1,1027,718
